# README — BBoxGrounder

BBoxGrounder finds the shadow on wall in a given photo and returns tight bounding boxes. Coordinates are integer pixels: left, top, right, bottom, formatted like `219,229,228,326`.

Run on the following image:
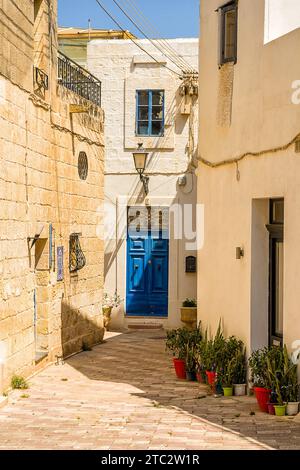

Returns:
104,179,147,277
61,300,104,358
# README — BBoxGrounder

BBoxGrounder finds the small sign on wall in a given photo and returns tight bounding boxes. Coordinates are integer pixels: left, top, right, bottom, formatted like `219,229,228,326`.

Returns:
185,256,196,273
57,246,64,281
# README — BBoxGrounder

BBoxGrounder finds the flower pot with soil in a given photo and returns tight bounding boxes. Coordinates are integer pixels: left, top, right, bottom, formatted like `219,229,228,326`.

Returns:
274,404,286,416
206,370,216,385
254,387,271,413
173,358,186,379
102,292,122,331
223,386,233,397
286,402,299,416
185,341,197,381
249,347,272,412
180,299,197,330
265,345,300,416
232,348,247,396
218,342,242,398
166,328,189,379
285,374,299,416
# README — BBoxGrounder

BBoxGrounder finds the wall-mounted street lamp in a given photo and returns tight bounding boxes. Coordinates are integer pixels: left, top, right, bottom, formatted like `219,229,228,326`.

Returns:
132,143,149,195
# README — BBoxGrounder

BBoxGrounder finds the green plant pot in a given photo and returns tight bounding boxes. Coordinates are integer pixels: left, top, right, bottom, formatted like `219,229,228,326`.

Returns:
274,404,286,417
223,386,233,397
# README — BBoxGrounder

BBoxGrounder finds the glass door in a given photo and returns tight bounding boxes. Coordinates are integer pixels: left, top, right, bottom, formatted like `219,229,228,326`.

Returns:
267,199,284,347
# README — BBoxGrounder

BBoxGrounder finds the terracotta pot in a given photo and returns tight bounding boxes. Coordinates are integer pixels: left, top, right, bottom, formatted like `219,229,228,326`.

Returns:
206,370,216,385
173,358,186,379
254,387,271,413
180,307,197,330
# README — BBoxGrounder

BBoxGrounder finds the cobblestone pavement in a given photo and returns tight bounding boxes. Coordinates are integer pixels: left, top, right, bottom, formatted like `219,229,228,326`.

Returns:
1,329,300,450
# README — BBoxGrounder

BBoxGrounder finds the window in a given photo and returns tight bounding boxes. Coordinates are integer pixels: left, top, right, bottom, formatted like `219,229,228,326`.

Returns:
136,90,164,137
267,199,284,347
219,1,238,65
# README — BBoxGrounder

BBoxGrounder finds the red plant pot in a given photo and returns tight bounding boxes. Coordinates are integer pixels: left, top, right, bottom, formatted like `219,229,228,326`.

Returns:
196,372,204,383
173,358,186,379
206,370,216,386
267,403,276,415
254,387,271,413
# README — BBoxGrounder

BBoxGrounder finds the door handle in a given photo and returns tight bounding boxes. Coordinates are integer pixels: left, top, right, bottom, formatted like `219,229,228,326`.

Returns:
134,265,139,270
148,260,152,265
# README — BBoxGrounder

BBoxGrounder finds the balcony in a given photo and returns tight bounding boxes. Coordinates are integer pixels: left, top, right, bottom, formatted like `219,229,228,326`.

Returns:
57,51,101,107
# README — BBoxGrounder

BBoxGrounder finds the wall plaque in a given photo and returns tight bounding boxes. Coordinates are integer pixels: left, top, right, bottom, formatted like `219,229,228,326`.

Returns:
57,246,64,281
186,256,196,273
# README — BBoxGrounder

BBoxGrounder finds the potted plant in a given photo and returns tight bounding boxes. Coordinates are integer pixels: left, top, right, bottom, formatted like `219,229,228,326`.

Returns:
232,348,247,396
264,345,300,416
185,342,196,381
280,346,299,416
180,298,197,330
166,328,190,379
203,323,226,386
267,389,278,415
194,347,206,383
286,382,299,416
219,356,235,396
102,292,122,330
249,347,271,413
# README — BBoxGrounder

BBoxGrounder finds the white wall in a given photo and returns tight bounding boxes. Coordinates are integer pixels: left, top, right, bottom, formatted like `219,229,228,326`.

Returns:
87,38,199,329
264,0,300,43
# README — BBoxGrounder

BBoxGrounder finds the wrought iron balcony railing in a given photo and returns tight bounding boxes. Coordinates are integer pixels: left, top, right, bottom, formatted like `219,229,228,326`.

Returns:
57,51,101,107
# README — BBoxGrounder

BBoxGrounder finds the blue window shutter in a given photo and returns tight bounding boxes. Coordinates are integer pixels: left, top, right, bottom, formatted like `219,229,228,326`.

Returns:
136,89,165,137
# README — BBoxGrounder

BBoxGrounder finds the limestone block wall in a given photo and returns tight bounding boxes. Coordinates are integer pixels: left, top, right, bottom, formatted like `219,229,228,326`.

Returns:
0,0,105,391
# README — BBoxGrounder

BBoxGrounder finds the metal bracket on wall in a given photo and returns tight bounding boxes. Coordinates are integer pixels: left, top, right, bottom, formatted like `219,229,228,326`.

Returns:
140,175,149,195
69,233,86,272
27,225,45,250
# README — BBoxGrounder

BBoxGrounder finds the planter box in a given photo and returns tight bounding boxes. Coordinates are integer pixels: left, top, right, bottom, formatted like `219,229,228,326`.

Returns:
180,307,197,329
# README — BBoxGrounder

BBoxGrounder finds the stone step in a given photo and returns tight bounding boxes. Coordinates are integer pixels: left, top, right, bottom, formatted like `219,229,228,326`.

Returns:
127,323,164,330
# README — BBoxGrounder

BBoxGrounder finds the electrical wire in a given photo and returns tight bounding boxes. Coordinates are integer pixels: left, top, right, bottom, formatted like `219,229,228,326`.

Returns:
118,0,198,73
120,0,196,72
111,0,194,73
198,131,300,168
94,0,182,77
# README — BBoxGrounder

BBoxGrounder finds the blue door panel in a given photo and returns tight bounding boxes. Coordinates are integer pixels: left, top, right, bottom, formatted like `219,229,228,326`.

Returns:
126,224,169,317
129,255,145,291
129,237,146,251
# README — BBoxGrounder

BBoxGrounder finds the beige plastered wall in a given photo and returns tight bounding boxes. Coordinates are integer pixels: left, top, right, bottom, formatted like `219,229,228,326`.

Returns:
197,0,300,354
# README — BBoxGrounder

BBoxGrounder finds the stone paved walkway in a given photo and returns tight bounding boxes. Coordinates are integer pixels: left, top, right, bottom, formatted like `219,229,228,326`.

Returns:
1,329,300,450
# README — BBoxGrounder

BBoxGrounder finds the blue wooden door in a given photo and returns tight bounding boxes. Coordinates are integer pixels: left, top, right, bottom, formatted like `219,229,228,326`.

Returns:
126,207,169,317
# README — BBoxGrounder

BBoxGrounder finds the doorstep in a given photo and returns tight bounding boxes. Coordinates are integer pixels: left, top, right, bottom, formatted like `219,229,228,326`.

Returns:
127,323,164,330
0,396,8,409
125,316,168,330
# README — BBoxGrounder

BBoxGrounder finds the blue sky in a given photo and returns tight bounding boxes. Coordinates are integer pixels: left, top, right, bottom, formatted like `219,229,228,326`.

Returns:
58,0,200,39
